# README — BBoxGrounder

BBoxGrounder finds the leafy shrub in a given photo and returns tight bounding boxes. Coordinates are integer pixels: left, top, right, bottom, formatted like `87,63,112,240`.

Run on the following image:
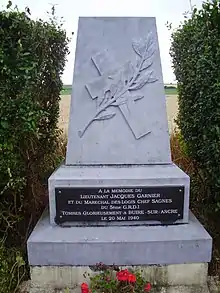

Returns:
170,0,220,206
0,2,69,290
171,131,209,209
0,240,25,293
171,131,220,276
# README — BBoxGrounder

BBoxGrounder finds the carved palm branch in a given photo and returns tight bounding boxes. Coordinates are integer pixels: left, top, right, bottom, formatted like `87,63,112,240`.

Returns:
78,33,158,138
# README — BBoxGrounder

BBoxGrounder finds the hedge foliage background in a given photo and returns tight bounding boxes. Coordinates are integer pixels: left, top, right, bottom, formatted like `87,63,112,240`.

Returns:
0,4,69,292
170,0,220,207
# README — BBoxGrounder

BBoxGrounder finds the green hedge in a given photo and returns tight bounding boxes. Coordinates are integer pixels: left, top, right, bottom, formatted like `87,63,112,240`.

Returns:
0,5,68,292
170,0,220,206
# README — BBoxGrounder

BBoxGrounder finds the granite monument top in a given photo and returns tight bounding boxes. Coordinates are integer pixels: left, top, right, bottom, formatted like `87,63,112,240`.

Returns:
66,17,171,165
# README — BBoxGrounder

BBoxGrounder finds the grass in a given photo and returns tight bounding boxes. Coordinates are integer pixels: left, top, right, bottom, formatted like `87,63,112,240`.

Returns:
61,85,72,95
164,87,178,95
61,85,178,96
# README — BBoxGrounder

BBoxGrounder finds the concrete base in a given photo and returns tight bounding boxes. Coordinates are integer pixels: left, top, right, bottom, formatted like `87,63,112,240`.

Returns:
29,264,208,288
27,210,212,266
48,163,190,225
22,265,212,293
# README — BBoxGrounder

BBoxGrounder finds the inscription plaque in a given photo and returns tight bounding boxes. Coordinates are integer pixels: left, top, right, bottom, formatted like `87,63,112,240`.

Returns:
55,186,184,225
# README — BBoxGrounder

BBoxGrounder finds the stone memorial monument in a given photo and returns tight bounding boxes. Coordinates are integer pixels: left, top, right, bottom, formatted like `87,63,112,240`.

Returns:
27,17,212,292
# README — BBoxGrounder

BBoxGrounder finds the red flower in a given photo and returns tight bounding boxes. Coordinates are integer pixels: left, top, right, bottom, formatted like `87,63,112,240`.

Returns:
116,269,129,281
81,283,89,293
144,283,151,292
127,273,136,283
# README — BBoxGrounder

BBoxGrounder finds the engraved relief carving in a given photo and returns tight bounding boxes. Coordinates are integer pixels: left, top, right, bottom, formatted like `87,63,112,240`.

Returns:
78,33,158,139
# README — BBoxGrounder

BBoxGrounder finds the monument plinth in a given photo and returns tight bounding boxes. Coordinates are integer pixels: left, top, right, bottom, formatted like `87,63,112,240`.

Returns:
48,17,189,227
27,17,212,293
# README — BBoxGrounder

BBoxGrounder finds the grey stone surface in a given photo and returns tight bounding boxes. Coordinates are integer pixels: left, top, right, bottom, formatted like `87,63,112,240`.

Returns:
66,17,171,165
48,163,190,225
27,209,212,266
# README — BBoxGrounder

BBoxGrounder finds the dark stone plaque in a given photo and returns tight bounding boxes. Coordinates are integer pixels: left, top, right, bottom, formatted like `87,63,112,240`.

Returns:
55,186,184,225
